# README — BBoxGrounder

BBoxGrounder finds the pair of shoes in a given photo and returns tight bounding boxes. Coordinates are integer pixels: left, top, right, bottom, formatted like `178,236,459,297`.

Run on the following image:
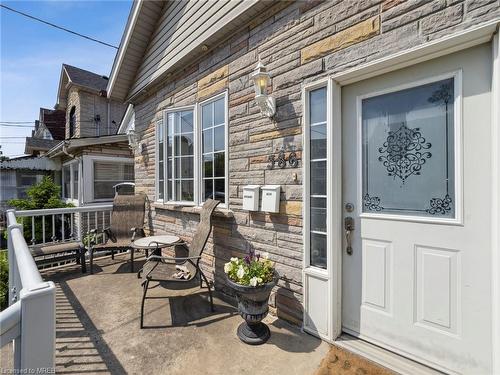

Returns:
173,265,190,279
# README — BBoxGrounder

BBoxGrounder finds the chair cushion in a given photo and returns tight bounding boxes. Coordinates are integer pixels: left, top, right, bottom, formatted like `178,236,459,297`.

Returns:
30,241,82,257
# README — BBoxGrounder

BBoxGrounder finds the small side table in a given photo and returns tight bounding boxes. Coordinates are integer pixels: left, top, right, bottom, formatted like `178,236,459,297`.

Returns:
132,234,180,273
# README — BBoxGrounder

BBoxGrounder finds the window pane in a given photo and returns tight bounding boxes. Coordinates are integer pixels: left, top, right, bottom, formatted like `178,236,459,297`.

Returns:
203,179,213,200
94,162,134,200
182,157,194,178
63,166,70,198
310,87,326,124
168,179,173,201
214,125,224,152
167,135,173,159
158,141,164,161
94,181,117,200
72,168,78,199
362,78,455,217
124,164,134,180
175,181,182,201
214,98,225,125
174,136,182,156
310,160,326,196
202,103,213,129
158,161,164,180
174,112,181,134
310,124,326,160
310,197,326,233
310,233,327,269
182,180,194,201
179,133,194,155
158,178,164,200
203,129,213,153
214,179,225,202
181,111,193,133
203,155,213,177
175,158,181,178
214,152,224,177
167,158,172,179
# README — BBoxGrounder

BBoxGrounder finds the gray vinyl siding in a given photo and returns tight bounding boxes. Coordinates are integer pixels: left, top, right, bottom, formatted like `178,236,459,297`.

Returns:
128,0,259,99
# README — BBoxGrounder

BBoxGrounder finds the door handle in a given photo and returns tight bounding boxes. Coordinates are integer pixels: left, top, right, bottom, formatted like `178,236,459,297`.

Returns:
344,217,354,255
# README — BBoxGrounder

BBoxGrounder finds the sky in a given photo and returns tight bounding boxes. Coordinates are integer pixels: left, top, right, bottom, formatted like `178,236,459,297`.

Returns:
0,0,132,157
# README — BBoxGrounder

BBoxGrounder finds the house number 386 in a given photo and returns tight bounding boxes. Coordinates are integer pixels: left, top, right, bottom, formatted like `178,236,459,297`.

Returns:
268,148,299,169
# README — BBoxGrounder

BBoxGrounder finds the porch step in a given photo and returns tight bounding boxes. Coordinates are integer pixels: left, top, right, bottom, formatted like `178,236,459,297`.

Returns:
333,334,445,375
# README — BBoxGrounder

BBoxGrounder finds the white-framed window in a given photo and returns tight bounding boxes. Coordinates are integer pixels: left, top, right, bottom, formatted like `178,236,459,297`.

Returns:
62,160,79,202
82,155,134,202
199,93,227,204
156,91,228,207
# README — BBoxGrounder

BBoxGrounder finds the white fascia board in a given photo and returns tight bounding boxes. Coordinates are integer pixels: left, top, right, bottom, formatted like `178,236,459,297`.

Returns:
117,104,135,134
106,0,142,99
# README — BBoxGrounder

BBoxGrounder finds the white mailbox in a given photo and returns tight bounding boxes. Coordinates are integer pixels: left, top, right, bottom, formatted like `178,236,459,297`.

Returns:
242,185,260,211
261,185,281,213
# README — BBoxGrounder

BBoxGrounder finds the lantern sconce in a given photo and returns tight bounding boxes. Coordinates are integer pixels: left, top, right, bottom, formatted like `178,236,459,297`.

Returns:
127,128,138,149
127,128,146,154
251,57,275,118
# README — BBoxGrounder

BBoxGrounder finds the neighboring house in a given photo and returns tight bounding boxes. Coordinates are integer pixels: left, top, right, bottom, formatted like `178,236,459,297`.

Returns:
24,107,66,156
108,1,500,374
0,107,65,210
46,64,132,206
0,156,60,207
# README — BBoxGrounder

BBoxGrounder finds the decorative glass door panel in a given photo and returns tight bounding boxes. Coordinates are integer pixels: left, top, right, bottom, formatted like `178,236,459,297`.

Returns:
361,77,455,218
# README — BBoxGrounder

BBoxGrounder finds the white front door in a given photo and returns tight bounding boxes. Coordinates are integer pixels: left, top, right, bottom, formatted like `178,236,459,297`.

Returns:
341,44,493,374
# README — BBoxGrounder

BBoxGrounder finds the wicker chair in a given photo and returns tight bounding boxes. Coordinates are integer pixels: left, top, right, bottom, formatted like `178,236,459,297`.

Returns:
140,199,220,329
89,193,147,274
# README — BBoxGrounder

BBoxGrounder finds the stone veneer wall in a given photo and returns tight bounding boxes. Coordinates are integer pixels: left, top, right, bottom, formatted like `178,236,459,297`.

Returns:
131,0,499,325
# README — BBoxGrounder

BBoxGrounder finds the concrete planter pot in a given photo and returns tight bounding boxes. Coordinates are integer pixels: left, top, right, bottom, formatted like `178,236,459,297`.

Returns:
225,273,278,345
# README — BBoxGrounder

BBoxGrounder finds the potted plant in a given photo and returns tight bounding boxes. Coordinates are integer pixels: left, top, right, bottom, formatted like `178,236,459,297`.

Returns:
224,250,278,345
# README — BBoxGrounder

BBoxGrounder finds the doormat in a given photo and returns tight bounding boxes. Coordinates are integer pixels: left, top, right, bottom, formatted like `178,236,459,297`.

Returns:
314,344,396,375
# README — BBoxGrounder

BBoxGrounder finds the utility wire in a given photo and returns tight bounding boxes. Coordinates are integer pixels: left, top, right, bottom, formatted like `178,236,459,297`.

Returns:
0,4,119,50
0,124,34,128
0,122,34,124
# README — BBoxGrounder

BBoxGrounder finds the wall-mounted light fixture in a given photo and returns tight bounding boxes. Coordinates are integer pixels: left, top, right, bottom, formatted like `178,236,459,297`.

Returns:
251,57,275,118
127,128,139,150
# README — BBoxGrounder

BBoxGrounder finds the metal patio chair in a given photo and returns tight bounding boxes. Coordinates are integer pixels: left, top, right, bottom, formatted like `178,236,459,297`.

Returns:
88,193,147,274
140,199,220,329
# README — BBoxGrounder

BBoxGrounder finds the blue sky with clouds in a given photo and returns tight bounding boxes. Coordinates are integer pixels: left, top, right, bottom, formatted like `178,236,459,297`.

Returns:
0,0,132,157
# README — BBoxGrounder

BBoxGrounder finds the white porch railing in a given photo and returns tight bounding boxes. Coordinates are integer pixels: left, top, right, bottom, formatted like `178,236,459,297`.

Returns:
0,204,112,371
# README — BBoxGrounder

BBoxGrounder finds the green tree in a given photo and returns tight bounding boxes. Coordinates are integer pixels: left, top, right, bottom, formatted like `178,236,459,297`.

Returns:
8,176,73,243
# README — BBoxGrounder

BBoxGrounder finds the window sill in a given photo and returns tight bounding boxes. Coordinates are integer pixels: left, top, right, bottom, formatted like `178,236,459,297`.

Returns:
152,202,233,218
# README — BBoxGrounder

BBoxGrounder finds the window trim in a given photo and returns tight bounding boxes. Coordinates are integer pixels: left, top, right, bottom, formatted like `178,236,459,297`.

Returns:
83,155,134,203
62,159,80,205
155,91,228,208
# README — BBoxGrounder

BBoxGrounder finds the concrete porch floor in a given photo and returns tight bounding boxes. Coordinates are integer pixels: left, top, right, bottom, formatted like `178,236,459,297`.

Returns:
38,253,329,375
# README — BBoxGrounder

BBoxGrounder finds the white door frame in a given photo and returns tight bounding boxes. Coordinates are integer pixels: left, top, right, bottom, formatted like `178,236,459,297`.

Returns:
302,19,500,373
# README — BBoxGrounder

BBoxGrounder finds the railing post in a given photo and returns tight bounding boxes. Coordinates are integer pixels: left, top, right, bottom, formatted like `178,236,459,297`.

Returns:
7,211,22,306
19,282,56,372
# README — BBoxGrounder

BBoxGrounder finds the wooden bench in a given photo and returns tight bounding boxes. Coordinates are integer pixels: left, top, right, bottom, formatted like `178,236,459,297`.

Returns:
30,241,86,273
